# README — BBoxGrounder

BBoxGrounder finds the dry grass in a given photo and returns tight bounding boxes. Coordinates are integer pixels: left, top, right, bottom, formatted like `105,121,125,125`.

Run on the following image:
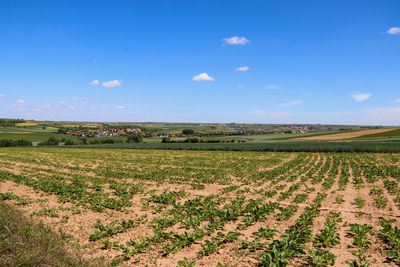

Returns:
0,201,112,267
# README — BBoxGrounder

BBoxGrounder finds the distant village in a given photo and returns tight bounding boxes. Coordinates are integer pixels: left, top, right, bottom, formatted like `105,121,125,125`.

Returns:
64,125,311,138
66,128,142,138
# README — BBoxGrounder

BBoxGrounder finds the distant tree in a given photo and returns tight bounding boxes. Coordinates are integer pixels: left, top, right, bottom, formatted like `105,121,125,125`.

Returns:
126,134,143,143
184,137,199,143
0,119,25,127
89,139,101,144
64,139,74,145
161,137,171,143
0,139,32,147
182,129,194,135
100,139,114,144
57,128,66,134
39,137,59,146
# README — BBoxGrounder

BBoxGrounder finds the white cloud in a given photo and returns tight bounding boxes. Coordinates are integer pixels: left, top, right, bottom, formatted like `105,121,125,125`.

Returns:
235,66,249,72
102,80,122,88
114,105,125,110
266,85,280,90
393,98,400,103
89,80,100,86
0,94,4,97
192,73,215,82
351,93,371,102
387,27,400,35
16,99,25,104
222,36,250,45
281,100,302,107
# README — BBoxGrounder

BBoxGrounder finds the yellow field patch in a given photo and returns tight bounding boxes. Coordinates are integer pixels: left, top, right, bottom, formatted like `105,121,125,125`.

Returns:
0,131,32,134
15,122,38,126
62,124,100,128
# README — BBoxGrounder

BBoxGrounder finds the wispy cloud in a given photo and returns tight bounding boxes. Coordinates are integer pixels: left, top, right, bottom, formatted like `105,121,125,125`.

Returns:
387,27,400,35
351,93,371,102
192,73,215,82
34,103,77,112
281,100,302,107
330,106,400,125
363,106,400,124
102,80,122,88
235,66,249,72
16,99,25,104
393,98,400,103
0,94,4,97
222,36,250,45
89,80,100,86
266,85,280,90
114,105,125,110
251,110,265,115
251,110,293,118
269,112,293,118
73,97,88,105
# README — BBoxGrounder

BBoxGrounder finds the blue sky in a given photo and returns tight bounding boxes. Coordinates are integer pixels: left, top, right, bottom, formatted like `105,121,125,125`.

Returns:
1,0,399,125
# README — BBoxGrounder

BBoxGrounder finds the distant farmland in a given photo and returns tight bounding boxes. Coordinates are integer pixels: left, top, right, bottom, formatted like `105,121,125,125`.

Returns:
295,128,397,140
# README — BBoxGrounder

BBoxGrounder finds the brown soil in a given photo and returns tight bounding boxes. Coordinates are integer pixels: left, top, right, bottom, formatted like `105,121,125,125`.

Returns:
0,149,398,266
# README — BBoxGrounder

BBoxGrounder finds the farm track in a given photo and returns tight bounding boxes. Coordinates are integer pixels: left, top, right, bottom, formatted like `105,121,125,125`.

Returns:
1,148,400,266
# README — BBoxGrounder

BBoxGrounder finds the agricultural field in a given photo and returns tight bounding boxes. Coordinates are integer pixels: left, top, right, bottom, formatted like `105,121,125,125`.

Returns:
295,128,397,140
354,129,400,140
0,131,78,143
77,140,400,153
0,126,79,144
1,147,400,266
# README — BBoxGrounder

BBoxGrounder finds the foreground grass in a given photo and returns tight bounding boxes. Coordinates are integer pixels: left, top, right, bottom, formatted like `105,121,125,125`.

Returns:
0,202,111,267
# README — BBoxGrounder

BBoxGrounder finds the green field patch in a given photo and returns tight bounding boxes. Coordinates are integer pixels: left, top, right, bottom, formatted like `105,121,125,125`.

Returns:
354,128,400,139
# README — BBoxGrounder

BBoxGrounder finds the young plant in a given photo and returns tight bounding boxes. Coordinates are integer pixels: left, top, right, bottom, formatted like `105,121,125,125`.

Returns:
335,195,345,204
307,248,336,266
354,197,365,209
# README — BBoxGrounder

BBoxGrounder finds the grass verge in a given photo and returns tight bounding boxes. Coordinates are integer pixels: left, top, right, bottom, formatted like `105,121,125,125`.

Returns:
0,201,113,267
